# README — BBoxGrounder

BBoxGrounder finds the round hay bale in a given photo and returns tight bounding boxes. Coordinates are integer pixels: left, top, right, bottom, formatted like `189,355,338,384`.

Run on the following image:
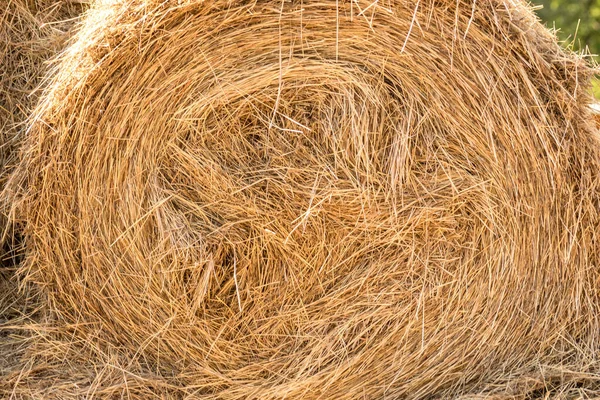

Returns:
0,0,86,264
0,0,85,371
0,0,85,205
9,0,600,397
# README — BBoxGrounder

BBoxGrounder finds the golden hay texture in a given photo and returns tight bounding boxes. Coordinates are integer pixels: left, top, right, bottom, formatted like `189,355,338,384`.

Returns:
593,104,600,130
0,0,85,389
0,0,84,206
0,0,86,251
3,0,600,398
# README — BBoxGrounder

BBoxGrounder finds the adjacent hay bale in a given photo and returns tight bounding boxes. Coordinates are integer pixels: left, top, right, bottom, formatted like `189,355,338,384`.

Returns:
0,0,86,262
0,0,84,209
7,0,600,397
0,0,85,386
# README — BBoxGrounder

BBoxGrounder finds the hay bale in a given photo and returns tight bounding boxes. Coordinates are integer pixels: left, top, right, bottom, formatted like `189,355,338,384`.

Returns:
0,0,85,203
0,0,86,259
0,0,85,391
5,0,600,397
593,104,600,130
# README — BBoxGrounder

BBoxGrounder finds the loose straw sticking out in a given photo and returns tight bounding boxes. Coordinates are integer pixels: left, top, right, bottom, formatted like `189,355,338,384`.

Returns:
3,0,600,398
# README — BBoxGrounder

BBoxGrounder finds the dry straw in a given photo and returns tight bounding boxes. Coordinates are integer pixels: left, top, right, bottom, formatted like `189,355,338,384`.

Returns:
0,0,85,378
0,0,84,207
0,0,84,274
2,0,600,398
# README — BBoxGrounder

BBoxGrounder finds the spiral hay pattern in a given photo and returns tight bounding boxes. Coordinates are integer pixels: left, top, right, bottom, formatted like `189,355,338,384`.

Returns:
5,0,600,397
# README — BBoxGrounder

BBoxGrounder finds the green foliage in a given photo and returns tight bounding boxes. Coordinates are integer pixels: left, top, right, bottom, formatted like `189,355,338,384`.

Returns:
533,0,600,98
593,76,600,95
535,0,600,55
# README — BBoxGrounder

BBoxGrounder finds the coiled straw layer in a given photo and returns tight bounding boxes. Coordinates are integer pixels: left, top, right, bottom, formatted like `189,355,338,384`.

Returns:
3,0,600,397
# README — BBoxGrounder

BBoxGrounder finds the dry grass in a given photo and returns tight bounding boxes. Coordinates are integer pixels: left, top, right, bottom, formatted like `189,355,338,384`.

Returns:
593,104,600,130
0,0,85,394
0,0,84,201
2,0,600,398
0,0,87,259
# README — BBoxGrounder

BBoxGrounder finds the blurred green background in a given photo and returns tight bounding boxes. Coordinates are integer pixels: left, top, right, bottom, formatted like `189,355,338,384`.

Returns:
533,0,600,99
